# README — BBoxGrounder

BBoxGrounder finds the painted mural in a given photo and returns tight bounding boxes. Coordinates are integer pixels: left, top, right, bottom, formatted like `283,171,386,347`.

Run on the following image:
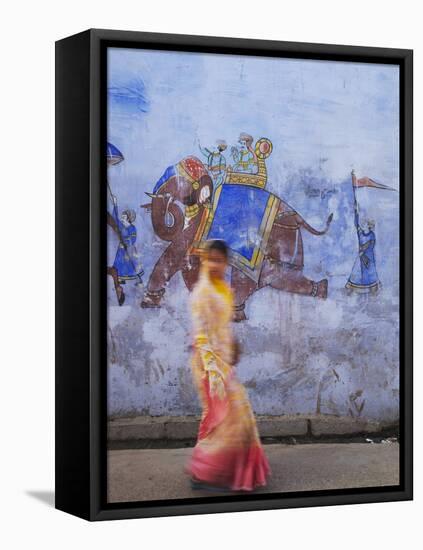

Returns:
107,48,399,423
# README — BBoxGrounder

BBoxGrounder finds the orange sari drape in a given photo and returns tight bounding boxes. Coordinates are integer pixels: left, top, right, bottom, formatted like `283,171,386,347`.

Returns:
185,263,270,491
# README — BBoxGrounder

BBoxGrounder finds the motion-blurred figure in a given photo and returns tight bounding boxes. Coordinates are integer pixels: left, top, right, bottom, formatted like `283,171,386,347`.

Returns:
186,239,270,491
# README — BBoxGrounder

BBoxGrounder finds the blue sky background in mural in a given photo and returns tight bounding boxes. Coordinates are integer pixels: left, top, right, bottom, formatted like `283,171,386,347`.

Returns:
107,47,399,420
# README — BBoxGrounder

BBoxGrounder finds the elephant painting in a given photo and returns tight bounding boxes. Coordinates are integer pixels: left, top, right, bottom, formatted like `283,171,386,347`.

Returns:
141,155,333,322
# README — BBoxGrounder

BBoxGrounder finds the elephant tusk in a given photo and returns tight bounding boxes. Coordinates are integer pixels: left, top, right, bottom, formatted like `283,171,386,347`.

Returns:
145,192,158,198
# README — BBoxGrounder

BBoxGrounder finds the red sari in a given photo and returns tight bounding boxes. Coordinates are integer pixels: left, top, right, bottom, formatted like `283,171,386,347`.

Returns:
185,264,270,491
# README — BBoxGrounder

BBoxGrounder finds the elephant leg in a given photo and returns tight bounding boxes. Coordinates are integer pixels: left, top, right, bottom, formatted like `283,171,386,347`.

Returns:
266,263,328,299
266,223,304,269
181,255,201,292
141,242,186,308
231,268,257,322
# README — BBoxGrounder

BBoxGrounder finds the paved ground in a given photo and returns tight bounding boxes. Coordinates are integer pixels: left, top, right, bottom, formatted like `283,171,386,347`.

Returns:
107,442,399,503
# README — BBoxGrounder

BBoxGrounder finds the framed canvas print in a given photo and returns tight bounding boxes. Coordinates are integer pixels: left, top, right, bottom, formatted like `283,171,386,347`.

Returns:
55,29,413,521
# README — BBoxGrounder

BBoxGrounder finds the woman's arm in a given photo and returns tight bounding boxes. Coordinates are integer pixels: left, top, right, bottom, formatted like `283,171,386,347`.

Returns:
191,294,227,399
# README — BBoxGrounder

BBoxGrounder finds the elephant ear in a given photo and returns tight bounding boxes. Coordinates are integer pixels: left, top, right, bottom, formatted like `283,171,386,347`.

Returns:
151,195,185,241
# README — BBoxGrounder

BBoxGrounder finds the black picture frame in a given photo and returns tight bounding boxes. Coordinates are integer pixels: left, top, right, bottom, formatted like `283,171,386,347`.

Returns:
55,28,413,521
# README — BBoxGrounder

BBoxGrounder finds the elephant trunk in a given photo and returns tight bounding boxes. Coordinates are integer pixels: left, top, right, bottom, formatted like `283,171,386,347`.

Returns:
150,195,185,241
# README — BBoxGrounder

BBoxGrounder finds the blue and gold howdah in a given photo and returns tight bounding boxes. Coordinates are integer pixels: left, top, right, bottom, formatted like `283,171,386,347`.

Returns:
191,183,280,283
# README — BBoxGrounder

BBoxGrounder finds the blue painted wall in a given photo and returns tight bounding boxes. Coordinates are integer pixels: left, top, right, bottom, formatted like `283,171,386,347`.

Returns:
107,48,399,422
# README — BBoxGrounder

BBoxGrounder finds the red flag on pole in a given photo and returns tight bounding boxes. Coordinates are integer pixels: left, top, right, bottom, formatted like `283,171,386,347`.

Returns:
353,176,395,191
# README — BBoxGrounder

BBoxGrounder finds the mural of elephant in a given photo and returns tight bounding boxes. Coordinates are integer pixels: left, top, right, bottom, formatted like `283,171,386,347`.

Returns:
141,156,333,322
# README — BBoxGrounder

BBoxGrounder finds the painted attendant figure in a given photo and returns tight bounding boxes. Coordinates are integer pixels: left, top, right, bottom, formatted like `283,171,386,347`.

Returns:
345,170,388,294
111,194,144,286
345,206,380,294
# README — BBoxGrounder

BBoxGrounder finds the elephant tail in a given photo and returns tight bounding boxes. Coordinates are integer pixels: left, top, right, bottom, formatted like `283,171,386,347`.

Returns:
298,213,333,236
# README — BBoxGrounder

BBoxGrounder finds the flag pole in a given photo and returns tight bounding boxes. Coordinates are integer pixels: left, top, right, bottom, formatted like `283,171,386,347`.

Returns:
351,168,360,218
351,168,357,205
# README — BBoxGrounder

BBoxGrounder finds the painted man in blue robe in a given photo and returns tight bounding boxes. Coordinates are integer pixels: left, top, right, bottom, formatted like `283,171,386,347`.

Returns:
345,202,380,294
111,195,144,285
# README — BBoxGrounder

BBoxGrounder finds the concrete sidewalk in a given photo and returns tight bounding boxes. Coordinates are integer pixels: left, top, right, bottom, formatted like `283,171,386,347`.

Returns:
107,441,399,503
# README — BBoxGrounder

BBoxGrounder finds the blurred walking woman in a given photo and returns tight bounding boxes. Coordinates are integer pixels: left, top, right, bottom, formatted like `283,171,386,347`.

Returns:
186,240,270,491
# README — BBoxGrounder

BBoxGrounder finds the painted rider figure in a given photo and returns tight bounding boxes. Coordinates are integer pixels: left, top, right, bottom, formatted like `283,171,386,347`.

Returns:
231,133,259,174
199,140,227,188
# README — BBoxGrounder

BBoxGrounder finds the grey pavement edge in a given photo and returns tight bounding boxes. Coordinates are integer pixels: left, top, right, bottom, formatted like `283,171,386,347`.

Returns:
108,414,398,442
